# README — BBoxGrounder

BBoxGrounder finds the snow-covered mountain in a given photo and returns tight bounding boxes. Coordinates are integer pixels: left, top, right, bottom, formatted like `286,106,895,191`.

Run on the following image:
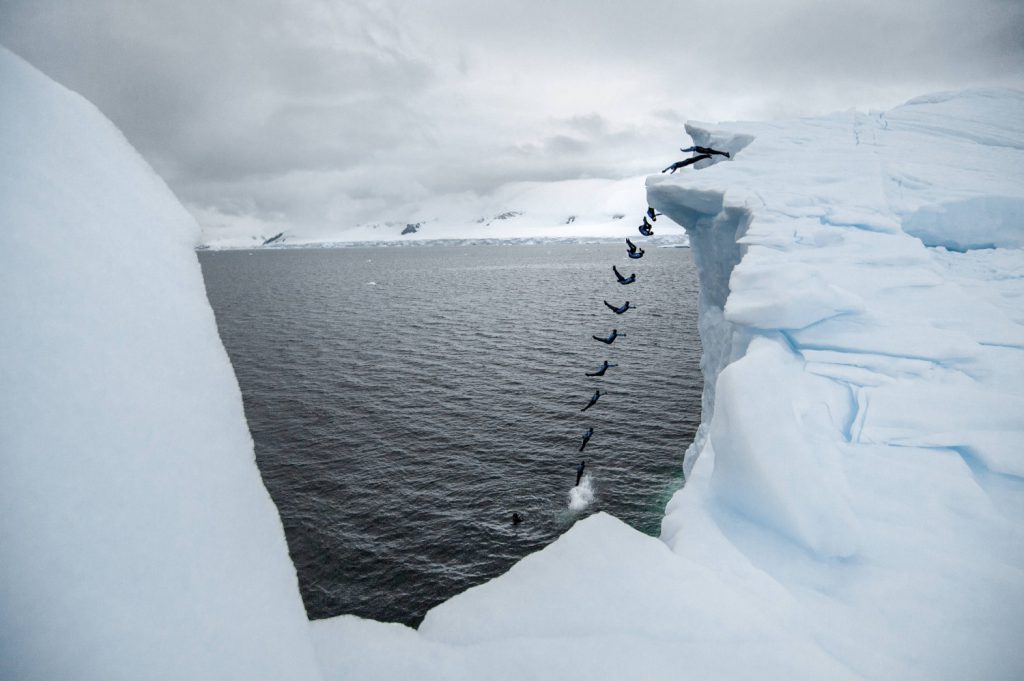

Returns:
3,44,1023,681
197,174,680,248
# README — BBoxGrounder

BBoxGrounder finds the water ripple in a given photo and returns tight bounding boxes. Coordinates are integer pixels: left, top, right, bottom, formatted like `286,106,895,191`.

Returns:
200,242,702,627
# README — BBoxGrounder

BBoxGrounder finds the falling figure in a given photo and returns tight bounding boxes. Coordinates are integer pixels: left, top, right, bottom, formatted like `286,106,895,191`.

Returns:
627,247,645,260
581,390,602,412
626,238,638,254
586,360,617,377
576,460,586,486
593,329,626,344
579,428,594,452
681,145,730,158
638,216,654,237
662,154,711,173
613,265,636,285
647,206,661,221
604,300,634,314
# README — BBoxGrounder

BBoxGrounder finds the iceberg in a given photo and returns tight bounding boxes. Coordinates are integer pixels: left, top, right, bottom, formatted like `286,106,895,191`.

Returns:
3,43,1022,681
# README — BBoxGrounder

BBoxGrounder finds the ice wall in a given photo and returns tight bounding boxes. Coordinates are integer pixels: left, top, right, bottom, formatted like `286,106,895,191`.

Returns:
0,47,322,680
650,89,1024,679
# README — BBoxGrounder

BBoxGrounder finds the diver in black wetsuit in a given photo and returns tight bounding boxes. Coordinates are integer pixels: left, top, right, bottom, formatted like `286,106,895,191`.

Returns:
662,154,711,173
613,265,636,285
626,238,638,253
681,145,730,158
593,329,625,344
579,428,593,452
580,390,601,412
586,361,617,377
627,247,645,260
576,460,586,486
647,206,661,221
638,217,654,236
512,512,523,524
603,300,633,314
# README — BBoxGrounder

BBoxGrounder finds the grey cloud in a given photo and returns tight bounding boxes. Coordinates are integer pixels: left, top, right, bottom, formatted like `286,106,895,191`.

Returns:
2,0,1022,230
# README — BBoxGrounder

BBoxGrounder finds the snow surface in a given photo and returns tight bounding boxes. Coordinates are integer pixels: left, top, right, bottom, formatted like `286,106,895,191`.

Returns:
4,42,1024,681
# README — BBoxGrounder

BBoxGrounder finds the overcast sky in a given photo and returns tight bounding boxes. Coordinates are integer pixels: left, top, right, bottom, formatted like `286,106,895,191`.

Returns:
2,0,1022,232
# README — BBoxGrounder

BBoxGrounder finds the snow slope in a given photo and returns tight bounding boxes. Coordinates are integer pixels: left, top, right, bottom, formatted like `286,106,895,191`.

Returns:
0,47,322,680
4,42,1023,681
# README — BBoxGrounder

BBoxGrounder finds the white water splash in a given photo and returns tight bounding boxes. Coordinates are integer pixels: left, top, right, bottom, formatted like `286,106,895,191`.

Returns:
568,475,595,511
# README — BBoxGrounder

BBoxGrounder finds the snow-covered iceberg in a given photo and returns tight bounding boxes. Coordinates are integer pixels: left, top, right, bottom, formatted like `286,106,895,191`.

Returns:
3,42,1023,681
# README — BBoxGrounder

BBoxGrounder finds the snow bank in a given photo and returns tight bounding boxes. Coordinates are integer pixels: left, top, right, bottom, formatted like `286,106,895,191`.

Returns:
0,47,321,680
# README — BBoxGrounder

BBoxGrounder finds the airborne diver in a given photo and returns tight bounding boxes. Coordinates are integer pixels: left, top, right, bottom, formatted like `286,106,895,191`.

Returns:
638,217,654,236
646,206,661,221
593,329,626,344
627,247,645,260
576,460,586,486
580,390,602,412
604,300,634,314
586,360,617,377
681,145,730,158
662,153,711,174
613,265,636,285
579,428,594,452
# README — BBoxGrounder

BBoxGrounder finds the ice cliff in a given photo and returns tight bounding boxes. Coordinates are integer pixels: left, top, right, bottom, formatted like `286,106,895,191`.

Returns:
3,45,1023,681
0,47,322,680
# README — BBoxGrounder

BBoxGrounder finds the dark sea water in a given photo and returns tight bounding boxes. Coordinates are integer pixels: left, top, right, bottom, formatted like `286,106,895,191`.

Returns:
198,242,702,627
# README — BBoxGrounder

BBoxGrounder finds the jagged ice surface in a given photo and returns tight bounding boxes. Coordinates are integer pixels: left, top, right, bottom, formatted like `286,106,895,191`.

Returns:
3,42,1023,680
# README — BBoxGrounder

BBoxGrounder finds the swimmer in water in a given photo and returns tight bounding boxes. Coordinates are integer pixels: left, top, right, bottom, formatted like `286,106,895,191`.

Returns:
512,512,523,524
